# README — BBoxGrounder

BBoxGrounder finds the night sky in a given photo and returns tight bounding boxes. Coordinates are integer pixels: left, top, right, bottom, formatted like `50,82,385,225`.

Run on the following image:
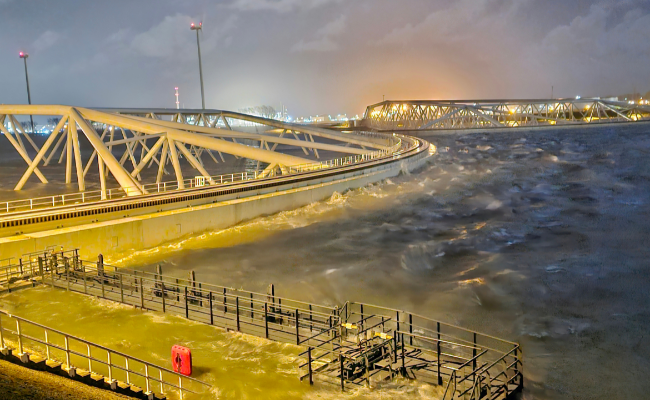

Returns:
1,0,649,117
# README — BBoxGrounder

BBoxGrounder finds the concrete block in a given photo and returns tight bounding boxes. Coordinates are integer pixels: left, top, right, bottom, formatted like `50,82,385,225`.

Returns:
18,352,29,363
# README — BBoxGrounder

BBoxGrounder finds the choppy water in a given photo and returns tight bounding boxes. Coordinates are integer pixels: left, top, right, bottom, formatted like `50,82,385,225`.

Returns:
3,123,650,399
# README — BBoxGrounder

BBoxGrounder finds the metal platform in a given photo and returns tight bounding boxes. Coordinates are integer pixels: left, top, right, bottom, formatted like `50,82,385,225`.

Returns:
0,249,523,400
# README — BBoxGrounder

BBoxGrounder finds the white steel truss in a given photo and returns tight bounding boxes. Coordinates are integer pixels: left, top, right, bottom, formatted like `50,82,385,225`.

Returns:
363,99,650,130
0,106,394,197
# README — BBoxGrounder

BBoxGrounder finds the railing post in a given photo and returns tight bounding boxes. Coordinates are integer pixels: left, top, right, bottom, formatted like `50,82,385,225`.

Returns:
308,347,313,385
64,335,71,370
87,344,92,372
264,302,269,339
339,353,345,391
236,297,240,331
473,332,477,372
119,274,124,303
0,315,4,351
401,333,405,372
393,330,397,367
185,287,189,318
209,292,213,325
82,262,87,294
16,319,23,356
65,258,70,291
145,364,150,395
44,330,50,359
125,358,130,383
514,346,520,384
409,313,413,346
250,293,254,319
222,288,227,313
437,321,442,385
50,255,55,287
295,309,300,345
161,282,166,313
159,369,164,394
38,256,44,286
107,351,113,382
140,278,145,309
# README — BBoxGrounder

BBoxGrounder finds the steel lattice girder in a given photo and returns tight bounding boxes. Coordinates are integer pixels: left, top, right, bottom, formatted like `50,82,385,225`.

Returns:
363,99,650,130
100,108,390,150
0,105,393,196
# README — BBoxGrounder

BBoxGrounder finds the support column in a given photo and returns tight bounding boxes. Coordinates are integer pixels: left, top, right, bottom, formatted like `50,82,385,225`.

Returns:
156,140,169,184
66,119,73,184
167,138,185,189
69,118,85,191
98,157,107,200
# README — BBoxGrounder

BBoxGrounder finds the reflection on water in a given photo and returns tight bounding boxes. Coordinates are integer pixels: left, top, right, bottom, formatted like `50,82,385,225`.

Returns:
3,124,650,399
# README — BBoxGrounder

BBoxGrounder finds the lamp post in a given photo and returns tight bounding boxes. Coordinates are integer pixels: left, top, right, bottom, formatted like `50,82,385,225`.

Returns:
190,22,205,109
19,51,35,133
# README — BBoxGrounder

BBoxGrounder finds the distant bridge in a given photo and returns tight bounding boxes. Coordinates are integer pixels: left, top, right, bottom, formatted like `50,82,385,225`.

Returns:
363,98,650,131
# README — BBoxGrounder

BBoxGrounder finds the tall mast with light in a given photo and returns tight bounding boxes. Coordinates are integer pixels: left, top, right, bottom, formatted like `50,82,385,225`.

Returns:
190,22,205,109
19,51,35,133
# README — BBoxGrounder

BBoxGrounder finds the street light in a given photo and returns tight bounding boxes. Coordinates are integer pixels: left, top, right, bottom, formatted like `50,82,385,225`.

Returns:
19,51,35,134
190,22,205,109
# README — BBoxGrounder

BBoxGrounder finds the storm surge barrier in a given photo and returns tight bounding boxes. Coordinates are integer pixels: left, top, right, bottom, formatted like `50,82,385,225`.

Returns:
0,249,522,400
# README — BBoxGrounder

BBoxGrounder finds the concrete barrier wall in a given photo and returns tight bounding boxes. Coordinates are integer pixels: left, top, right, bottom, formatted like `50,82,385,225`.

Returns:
0,153,430,260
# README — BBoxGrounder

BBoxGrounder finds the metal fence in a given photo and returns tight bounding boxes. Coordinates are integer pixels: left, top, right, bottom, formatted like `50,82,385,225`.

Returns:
0,310,210,399
0,249,522,399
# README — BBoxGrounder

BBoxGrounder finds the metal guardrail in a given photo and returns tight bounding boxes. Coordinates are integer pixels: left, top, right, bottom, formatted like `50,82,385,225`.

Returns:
0,310,210,399
341,303,522,400
0,251,342,347
0,134,402,215
0,249,521,399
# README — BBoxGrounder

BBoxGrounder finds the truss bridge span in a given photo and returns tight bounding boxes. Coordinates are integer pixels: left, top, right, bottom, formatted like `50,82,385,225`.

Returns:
363,98,650,131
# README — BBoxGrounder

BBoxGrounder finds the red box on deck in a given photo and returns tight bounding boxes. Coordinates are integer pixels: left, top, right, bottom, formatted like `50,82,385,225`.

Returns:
171,345,192,376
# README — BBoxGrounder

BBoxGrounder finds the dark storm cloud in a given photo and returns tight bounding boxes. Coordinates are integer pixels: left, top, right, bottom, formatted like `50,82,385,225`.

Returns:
0,0,648,117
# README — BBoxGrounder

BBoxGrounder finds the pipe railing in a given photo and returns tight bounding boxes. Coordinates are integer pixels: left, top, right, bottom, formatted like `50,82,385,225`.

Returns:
0,310,210,399
0,248,521,399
